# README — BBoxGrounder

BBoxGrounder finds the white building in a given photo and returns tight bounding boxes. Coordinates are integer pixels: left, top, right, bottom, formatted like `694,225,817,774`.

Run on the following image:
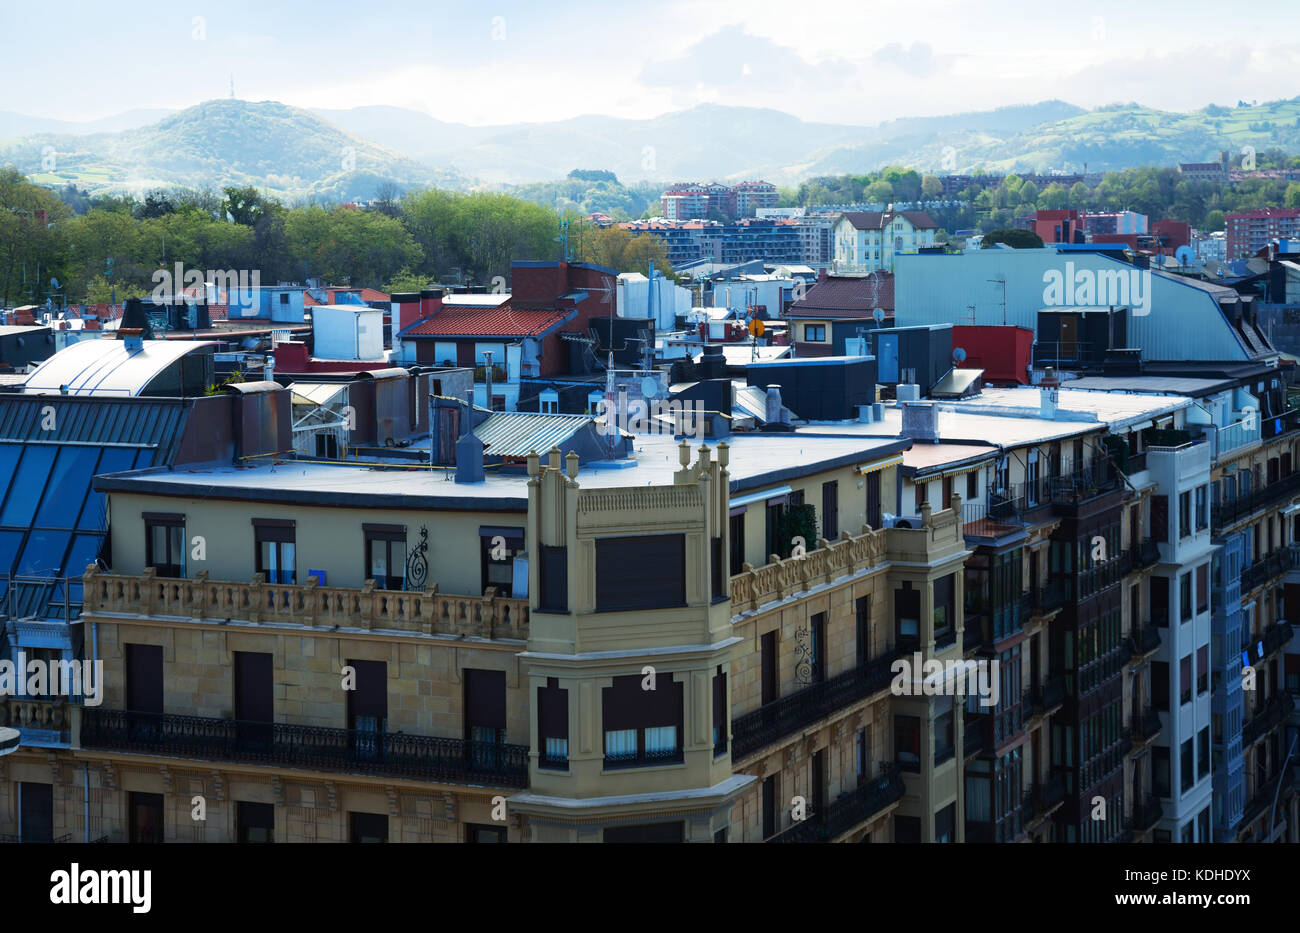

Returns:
834,209,939,273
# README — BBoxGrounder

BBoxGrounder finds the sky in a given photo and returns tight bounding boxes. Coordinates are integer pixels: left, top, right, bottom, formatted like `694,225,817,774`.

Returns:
3,0,1299,126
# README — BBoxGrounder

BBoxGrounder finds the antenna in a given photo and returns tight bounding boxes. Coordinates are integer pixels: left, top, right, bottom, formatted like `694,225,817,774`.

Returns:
229,74,235,99
988,275,1006,325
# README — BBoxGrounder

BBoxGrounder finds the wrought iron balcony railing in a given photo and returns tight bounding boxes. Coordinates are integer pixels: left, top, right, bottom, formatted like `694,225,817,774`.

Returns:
1131,705,1161,742
1211,470,1300,530
1133,794,1164,832
1035,770,1067,815
1242,692,1295,747
1129,537,1159,570
1031,675,1066,715
80,708,530,787
731,650,901,760
767,765,905,843
1124,623,1161,663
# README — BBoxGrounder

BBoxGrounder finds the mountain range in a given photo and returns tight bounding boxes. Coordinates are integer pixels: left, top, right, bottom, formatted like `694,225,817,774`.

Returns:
2,96,1298,200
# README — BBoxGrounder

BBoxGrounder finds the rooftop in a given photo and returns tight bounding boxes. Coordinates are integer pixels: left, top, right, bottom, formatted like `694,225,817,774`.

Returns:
398,304,575,339
22,338,217,397
93,431,911,510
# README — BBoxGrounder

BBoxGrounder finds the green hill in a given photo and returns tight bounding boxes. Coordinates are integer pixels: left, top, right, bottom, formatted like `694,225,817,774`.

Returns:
0,99,468,200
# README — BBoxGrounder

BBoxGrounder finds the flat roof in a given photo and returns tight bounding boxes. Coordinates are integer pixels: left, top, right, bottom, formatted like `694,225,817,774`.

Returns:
901,443,997,474
94,431,911,510
800,407,1100,447
967,386,1193,430
1063,375,1234,397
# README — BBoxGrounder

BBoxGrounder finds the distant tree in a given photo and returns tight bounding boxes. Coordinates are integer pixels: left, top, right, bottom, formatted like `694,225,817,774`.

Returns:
1286,183,1300,210
222,185,271,226
372,180,402,217
576,224,675,278
136,191,176,219
921,174,943,199
981,228,1044,249
1205,209,1226,232
1018,180,1040,206
567,169,619,184
1039,183,1070,210
864,180,893,203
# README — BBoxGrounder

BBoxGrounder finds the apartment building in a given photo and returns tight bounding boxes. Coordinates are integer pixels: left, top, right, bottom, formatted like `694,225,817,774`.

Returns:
834,211,939,274
6,415,1021,843
1227,209,1300,260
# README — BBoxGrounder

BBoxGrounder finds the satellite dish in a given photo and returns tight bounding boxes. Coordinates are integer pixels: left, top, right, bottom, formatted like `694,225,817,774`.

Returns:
953,347,967,364
873,308,885,324
1175,245,1196,267
641,377,660,398
49,277,59,290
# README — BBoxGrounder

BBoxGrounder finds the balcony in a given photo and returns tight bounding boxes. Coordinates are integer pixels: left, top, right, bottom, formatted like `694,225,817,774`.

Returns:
1032,675,1066,715
730,651,900,761
1032,579,1070,614
1133,794,1164,833
1240,547,1299,592
1128,537,1159,571
0,696,74,746
1124,624,1161,665
1034,770,1067,817
80,708,530,788
963,714,990,758
767,765,905,843
81,567,530,641
1130,705,1161,745
0,833,74,843
1047,462,1122,511
1242,766,1296,828
1211,470,1300,530
1242,692,1295,746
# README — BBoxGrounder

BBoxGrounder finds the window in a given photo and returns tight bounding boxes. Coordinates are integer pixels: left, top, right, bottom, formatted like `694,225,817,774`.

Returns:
236,802,275,843
1152,661,1169,711
914,481,926,511
934,696,954,763
1151,495,1168,543
761,631,778,704
804,323,826,342
762,775,778,838
866,470,882,528
821,481,838,540
1197,645,1209,695
1198,727,1209,780
855,596,870,666
1151,575,1169,627
595,534,686,611
346,659,387,758
1179,489,1191,538
895,581,921,649
125,643,164,716
363,524,406,590
712,667,727,755
1180,655,1192,705
129,792,164,843
966,471,978,500
1180,739,1193,793
144,512,185,577
539,389,559,415
464,668,507,749
1179,573,1192,623
537,678,569,770
933,573,956,638
466,823,508,843
1195,485,1208,531
602,674,684,768
1197,807,1211,843
895,714,921,771
234,651,273,750
935,803,956,843
942,476,953,510
856,727,869,782
729,511,746,575
480,527,523,597
538,544,567,612
810,612,827,683
811,749,827,816
349,812,388,843
253,519,295,584
18,783,53,842
1153,747,1171,797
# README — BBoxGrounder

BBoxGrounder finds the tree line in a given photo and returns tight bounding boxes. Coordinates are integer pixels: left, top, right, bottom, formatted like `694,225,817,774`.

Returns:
0,170,675,308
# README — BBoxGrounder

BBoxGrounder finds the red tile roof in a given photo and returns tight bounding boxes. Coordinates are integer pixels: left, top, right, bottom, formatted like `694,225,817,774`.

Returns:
786,272,894,318
399,303,575,338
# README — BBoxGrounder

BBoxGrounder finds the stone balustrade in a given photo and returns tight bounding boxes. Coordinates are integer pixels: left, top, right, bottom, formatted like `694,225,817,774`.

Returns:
80,566,528,640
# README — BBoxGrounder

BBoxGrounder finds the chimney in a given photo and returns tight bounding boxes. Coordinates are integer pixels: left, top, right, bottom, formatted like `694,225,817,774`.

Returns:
900,401,939,442
1040,367,1060,419
419,287,444,320
118,297,150,353
263,354,275,383
817,268,828,284
765,384,784,424
455,427,485,483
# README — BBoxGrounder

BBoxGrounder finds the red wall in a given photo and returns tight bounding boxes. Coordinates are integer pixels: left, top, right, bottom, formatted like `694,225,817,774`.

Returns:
951,325,1034,385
